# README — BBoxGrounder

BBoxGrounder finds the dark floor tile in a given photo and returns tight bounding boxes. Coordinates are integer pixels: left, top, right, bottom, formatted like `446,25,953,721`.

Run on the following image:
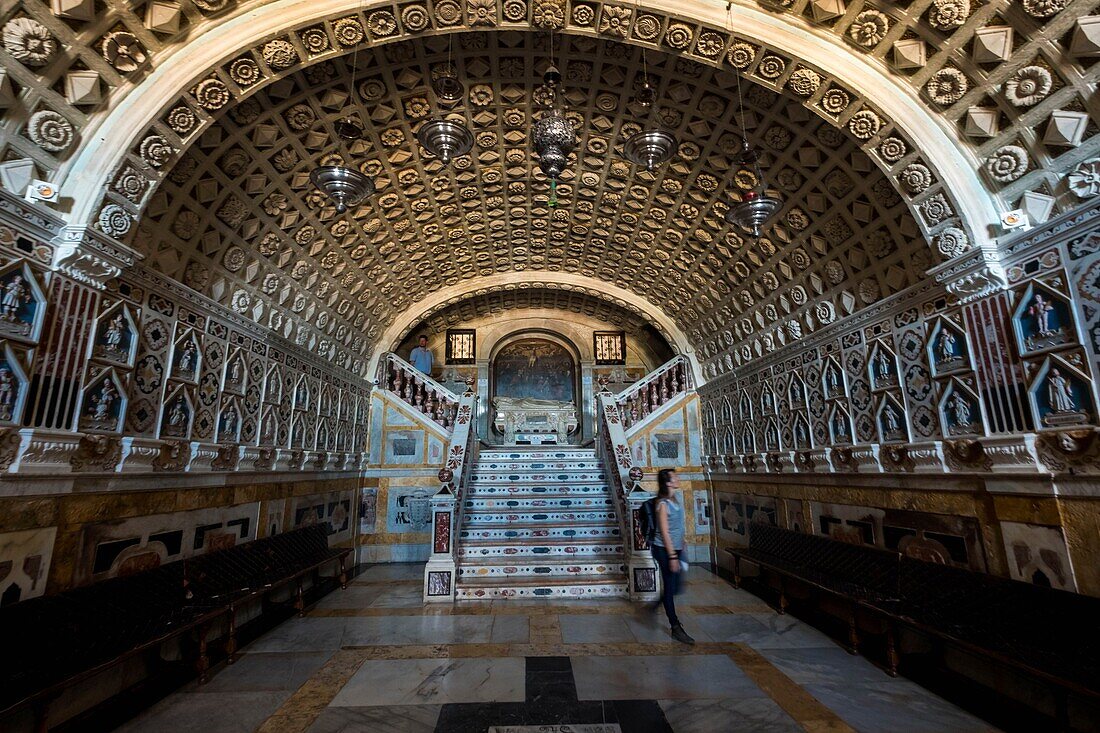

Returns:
435,700,617,733
612,700,674,733
526,656,573,673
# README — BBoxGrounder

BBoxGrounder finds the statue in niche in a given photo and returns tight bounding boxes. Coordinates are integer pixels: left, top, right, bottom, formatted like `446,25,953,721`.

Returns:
1030,294,1055,338
833,414,850,442
96,313,131,363
795,420,807,446
790,381,803,403
164,397,188,436
226,358,243,388
1047,370,1076,413
826,367,840,396
947,392,975,435
0,366,14,422
939,330,956,362
82,379,119,430
762,391,773,413
875,350,896,385
883,404,900,433
1,275,29,323
221,408,238,437
176,341,197,379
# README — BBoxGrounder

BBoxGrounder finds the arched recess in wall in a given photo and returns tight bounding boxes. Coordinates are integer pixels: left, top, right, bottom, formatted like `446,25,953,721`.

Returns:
487,328,583,406
60,0,1000,250
374,273,700,381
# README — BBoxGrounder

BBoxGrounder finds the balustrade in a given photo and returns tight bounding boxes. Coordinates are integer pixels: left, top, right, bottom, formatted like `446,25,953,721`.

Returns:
615,355,691,431
378,353,460,428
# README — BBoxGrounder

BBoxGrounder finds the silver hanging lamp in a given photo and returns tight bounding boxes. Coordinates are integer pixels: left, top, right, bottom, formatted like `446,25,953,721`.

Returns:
724,138,782,238
532,62,576,207
309,166,375,214
418,37,473,166
622,50,677,172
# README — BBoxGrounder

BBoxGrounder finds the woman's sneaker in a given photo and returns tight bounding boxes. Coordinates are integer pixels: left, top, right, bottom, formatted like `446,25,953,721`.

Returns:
671,624,695,645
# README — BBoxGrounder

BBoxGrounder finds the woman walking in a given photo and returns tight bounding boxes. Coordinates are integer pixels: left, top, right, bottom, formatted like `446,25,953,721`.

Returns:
651,468,695,644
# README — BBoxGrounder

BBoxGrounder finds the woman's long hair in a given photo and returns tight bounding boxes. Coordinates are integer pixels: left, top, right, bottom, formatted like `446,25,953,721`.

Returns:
657,468,675,498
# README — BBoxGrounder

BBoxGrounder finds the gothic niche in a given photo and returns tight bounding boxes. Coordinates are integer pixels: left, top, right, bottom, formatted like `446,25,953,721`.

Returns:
0,343,28,426
792,412,811,449
171,330,201,384
0,261,45,343
264,366,282,404
939,380,983,437
1012,281,1076,357
868,341,900,391
760,385,777,416
829,403,853,445
218,399,241,443
78,369,126,433
91,304,137,367
822,357,845,399
763,418,780,451
223,349,246,395
927,318,970,377
1029,357,1093,429
294,376,311,411
877,395,908,443
160,388,193,439
738,390,752,420
788,373,807,408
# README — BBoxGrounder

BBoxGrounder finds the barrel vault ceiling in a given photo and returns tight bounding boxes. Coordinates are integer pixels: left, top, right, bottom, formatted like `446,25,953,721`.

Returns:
130,31,929,378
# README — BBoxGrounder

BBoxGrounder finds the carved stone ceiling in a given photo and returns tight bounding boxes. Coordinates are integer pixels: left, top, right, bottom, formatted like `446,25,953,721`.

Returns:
400,285,670,344
131,31,929,378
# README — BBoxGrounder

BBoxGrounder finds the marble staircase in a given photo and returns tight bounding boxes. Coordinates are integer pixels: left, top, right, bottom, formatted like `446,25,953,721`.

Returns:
454,447,628,600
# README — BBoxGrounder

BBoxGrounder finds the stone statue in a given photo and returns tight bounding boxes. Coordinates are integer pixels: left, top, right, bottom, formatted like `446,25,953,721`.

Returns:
222,408,237,435
0,367,13,421
876,350,892,380
178,341,195,372
92,381,117,421
168,398,187,427
938,331,955,362
1047,369,1076,413
228,359,241,382
1,275,30,322
883,404,900,433
105,314,125,350
948,393,971,427
1029,294,1055,337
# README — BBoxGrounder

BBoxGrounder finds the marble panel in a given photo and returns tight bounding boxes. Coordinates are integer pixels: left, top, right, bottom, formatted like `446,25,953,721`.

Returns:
659,697,802,733
330,657,526,706
386,405,417,426
114,691,288,733
307,705,442,733
560,614,636,644
622,612,715,644
571,655,761,700
340,615,496,646
242,617,348,653
801,680,995,733
754,646,900,687
0,526,56,606
359,563,426,581
490,615,531,643
197,651,334,693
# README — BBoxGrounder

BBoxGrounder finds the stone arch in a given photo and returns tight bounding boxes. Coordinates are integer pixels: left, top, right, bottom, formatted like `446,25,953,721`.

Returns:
61,0,999,251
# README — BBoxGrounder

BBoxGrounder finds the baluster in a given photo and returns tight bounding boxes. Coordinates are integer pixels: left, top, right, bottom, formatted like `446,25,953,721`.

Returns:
427,391,437,421
629,398,639,426
393,366,405,396
660,373,670,403
649,382,657,412
415,382,426,411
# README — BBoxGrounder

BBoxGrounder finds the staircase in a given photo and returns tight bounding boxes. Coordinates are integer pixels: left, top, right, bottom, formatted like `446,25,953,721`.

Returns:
454,447,628,600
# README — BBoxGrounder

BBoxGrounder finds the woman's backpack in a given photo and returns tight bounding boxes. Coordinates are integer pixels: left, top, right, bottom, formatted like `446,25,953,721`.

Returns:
639,497,658,544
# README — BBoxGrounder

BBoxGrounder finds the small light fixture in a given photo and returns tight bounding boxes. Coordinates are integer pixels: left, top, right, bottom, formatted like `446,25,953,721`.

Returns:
417,117,474,164
309,166,375,214
334,117,364,140
724,139,782,238
622,52,677,172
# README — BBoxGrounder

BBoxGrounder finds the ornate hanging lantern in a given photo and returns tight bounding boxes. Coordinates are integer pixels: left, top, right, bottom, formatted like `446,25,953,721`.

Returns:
309,166,375,214
333,117,364,140
432,63,465,103
724,138,782,239
531,65,576,207
417,117,474,165
622,73,677,171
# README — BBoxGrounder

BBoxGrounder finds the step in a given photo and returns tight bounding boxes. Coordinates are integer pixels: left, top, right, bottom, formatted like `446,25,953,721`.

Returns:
454,575,629,600
470,471,607,484
465,484,611,497
458,557,626,580
474,460,603,471
463,509,618,525
459,523,621,541
459,539,624,559
464,496,614,512
475,444,594,457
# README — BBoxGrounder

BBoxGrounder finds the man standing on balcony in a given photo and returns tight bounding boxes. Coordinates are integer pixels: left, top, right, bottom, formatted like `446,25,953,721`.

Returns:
410,335,434,376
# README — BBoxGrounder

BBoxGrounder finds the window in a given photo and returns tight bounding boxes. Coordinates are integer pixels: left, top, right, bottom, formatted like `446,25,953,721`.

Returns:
445,329,476,364
593,331,626,365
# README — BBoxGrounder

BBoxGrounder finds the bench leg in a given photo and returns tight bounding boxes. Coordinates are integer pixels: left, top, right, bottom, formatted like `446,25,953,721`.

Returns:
295,580,305,617
33,700,49,733
196,624,211,685
732,556,741,589
226,608,238,665
777,576,787,615
885,625,899,677
847,612,859,655
339,558,348,590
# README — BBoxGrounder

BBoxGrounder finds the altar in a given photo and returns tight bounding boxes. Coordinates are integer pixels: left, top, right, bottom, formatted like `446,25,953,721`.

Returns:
492,396,579,445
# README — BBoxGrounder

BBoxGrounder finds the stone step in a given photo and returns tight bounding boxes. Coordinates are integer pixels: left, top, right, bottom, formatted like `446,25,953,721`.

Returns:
463,509,619,525
459,539,624,559
459,524,621,541
477,450,596,461
474,460,603,471
470,471,607,484
454,575,629,600
457,556,626,580
466,484,611,497
464,496,614,511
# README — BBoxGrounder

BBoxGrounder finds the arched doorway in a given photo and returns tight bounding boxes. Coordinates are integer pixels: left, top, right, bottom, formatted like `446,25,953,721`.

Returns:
490,333,581,446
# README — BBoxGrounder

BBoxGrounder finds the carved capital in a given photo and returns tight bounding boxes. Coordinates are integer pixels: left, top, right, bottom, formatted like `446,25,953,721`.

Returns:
212,443,241,471
51,225,141,289
879,445,914,473
765,452,785,473
928,247,1007,304
943,439,993,472
254,446,275,471
830,446,856,472
0,427,22,471
1036,429,1100,474
152,439,188,472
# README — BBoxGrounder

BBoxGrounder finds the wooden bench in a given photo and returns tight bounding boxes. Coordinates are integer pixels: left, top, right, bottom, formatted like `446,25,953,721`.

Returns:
727,524,1100,726
0,524,351,731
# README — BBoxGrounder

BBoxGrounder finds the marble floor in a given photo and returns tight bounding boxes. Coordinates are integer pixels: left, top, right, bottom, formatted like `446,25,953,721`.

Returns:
113,565,998,733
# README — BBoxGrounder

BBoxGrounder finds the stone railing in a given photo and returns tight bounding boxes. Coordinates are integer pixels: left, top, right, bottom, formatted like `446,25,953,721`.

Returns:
422,386,478,602
614,355,691,431
595,388,659,601
377,352,461,429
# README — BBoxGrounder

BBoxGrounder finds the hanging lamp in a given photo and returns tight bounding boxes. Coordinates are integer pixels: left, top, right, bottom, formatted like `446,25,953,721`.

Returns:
532,29,576,208
724,138,782,238
622,48,677,172
309,166,375,214
418,37,474,165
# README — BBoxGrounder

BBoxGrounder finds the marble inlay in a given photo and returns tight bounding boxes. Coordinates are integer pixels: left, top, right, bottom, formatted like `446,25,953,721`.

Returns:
330,658,526,706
